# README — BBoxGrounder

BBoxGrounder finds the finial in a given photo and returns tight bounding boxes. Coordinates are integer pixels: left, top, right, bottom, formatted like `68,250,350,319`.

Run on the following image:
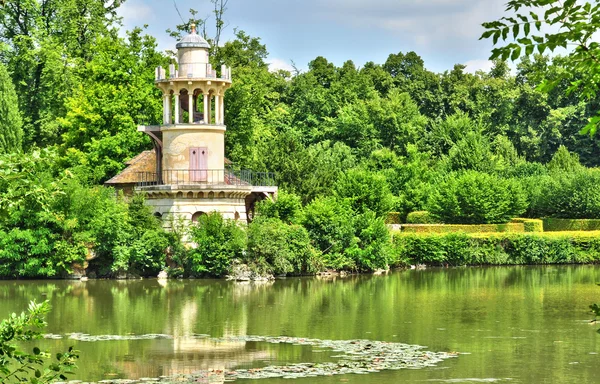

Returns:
191,23,197,34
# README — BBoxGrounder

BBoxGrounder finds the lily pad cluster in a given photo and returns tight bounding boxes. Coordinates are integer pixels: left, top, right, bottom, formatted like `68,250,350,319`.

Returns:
46,334,458,383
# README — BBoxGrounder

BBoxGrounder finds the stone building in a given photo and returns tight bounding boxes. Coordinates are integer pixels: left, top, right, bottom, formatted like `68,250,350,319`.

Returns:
106,25,277,224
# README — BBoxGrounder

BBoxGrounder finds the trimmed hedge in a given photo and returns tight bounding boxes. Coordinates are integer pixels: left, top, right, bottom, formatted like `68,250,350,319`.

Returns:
406,211,440,224
386,212,402,225
398,223,525,234
392,232,600,267
510,218,544,232
543,218,600,232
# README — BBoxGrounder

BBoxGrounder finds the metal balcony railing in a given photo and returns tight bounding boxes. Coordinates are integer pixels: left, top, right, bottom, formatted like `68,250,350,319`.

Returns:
136,169,277,187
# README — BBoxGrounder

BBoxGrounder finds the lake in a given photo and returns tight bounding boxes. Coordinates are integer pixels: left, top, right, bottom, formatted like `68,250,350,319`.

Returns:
1,266,599,383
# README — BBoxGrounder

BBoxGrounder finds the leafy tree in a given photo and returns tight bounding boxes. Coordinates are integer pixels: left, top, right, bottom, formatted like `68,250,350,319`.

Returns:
547,145,583,174
333,168,395,217
446,131,496,173
0,301,79,383
0,62,21,153
256,191,303,224
187,213,246,277
481,0,600,135
427,171,528,224
247,217,320,275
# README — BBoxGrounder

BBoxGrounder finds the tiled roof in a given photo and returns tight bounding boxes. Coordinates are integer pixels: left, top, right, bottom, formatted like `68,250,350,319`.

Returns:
105,150,156,185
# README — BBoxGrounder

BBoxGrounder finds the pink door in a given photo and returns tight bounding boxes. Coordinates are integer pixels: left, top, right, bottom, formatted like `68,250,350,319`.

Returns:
190,147,208,182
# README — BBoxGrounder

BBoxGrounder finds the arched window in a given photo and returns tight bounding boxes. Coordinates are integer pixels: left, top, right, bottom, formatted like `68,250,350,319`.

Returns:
192,211,207,223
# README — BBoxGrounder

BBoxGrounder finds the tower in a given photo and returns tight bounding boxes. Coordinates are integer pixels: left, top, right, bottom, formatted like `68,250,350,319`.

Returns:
133,25,277,225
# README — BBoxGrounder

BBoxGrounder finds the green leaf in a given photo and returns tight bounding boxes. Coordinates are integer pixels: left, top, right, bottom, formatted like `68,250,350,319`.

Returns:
511,46,521,61
33,347,40,355
35,369,41,378
524,23,530,36
512,24,520,38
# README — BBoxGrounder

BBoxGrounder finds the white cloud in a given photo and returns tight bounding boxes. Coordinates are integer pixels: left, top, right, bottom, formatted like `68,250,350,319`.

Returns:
118,0,155,26
464,59,494,73
314,0,506,47
267,58,296,73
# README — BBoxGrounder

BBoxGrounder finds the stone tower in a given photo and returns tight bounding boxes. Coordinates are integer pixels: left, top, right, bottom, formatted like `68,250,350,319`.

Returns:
134,25,277,225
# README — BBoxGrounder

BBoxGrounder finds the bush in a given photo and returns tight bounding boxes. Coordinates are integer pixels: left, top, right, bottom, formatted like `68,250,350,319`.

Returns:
399,223,525,234
543,218,600,232
187,213,246,277
344,211,392,271
427,171,527,224
333,168,395,217
386,212,402,224
247,218,321,275
392,232,600,266
511,218,544,232
529,169,600,219
255,191,303,224
406,211,440,224
301,197,356,269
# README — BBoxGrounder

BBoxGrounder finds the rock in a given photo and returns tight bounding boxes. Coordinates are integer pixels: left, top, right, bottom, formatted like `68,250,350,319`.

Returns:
227,262,274,281
157,270,168,280
80,277,89,282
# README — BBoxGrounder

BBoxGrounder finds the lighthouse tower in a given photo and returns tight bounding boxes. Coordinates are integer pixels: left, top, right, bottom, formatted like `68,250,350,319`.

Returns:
133,25,277,225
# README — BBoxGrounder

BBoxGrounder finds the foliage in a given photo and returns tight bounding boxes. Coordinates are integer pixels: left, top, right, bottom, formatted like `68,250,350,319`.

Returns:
187,213,246,277
0,301,79,383
427,171,528,224
543,218,600,232
255,191,303,224
333,168,395,217
246,217,321,275
529,169,600,219
406,211,440,224
0,62,22,154
481,0,600,135
393,231,600,266
400,223,526,234
547,145,582,173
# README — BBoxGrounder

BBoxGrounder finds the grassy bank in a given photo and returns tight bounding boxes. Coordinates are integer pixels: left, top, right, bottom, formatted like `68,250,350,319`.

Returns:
391,231,600,267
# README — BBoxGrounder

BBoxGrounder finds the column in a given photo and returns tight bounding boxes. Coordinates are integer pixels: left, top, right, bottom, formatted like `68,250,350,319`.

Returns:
203,93,209,124
207,95,212,124
167,94,172,124
174,93,180,124
163,94,169,124
220,94,225,125
215,95,221,125
188,93,194,124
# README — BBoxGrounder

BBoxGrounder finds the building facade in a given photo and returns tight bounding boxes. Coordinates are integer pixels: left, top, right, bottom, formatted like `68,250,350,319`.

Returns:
107,25,276,225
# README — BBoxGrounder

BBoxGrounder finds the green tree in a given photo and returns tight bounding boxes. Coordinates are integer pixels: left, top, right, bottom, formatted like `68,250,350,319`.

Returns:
0,61,21,153
481,0,600,135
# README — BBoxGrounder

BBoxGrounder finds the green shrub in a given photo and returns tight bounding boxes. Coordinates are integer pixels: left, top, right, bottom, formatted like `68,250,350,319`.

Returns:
344,211,392,272
392,232,600,266
427,171,527,224
530,169,600,219
247,218,321,275
399,223,525,233
255,191,303,224
406,211,439,224
187,213,246,277
543,218,600,232
386,212,402,224
333,168,395,217
511,218,544,232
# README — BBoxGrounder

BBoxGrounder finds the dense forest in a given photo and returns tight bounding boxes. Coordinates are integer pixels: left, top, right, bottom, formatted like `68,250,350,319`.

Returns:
1,1,599,278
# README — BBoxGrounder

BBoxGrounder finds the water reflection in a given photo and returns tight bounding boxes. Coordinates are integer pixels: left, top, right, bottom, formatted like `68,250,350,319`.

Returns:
1,266,600,383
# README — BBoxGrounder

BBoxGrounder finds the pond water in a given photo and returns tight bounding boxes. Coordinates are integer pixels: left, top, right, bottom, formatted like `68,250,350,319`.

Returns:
1,266,600,383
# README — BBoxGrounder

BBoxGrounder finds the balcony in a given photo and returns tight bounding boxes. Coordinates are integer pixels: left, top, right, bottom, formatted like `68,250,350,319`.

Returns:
136,169,277,188
155,63,232,82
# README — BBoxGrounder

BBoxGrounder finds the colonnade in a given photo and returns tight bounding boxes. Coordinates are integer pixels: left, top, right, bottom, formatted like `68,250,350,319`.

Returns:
162,90,225,125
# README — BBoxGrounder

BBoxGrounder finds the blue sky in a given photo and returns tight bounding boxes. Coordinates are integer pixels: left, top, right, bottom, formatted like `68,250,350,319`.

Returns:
118,0,508,74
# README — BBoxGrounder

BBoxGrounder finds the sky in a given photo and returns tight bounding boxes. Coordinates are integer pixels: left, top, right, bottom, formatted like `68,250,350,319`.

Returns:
118,0,509,74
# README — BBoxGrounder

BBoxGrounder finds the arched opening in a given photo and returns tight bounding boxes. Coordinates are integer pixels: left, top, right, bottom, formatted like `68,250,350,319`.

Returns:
153,212,163,221
187,191,194,199
176,191,184,199
191,211,207,223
